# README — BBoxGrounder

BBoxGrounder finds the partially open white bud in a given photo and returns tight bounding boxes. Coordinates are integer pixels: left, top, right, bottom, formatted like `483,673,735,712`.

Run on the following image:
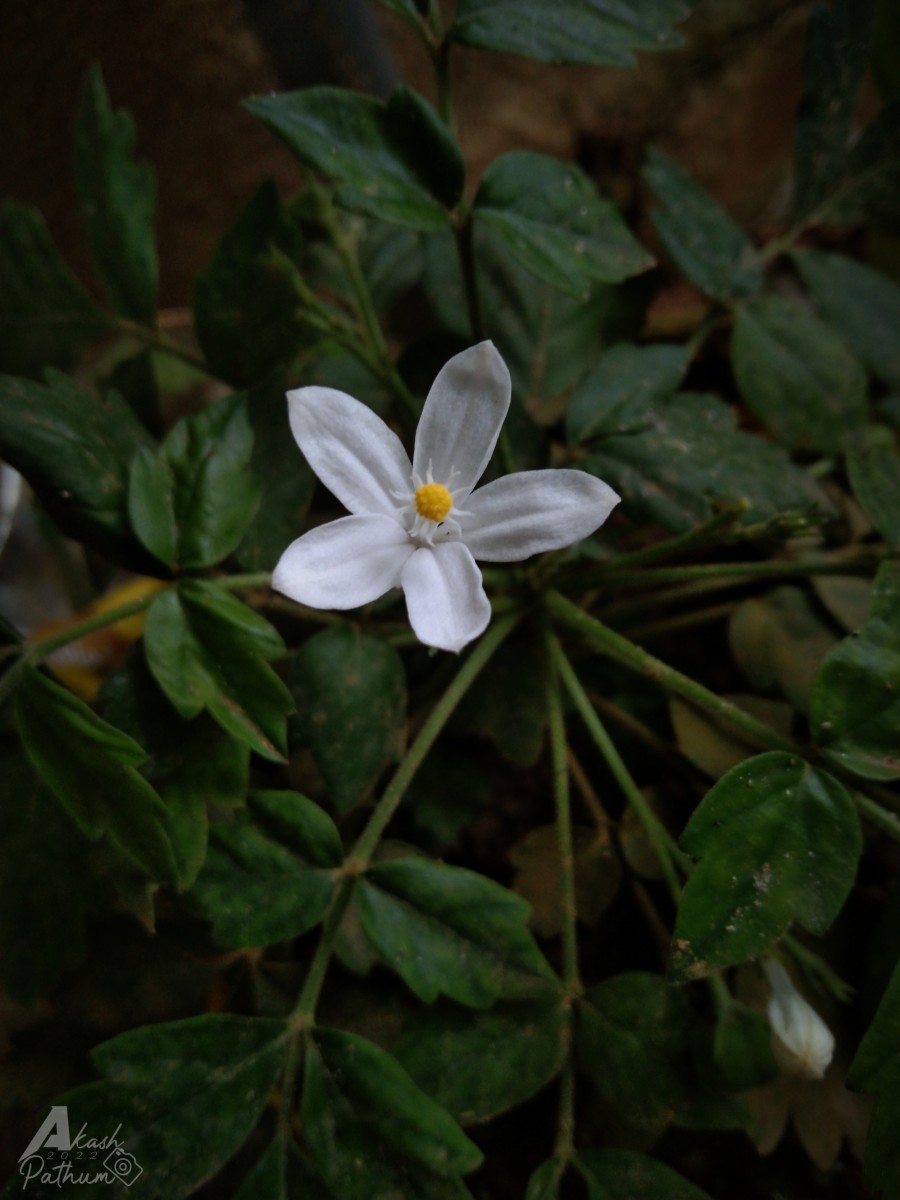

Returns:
764,958,835,1080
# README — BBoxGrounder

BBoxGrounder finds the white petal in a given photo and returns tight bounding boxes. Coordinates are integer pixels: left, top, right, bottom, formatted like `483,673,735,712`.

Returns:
287,386,412,517
764,959,835,1080
400,542,491,653
412,342,511,490
272,515,414,609
462,469,620,562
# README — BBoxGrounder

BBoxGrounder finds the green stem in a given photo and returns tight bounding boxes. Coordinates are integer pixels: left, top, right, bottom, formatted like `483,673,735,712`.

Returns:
621,601,739,643
553,1050,577,1163
114,316,215,377
586,503,749,573
550,636,688,899
290,611,521,1025
575,556,882,592
545,631,581,994
548,591,796,756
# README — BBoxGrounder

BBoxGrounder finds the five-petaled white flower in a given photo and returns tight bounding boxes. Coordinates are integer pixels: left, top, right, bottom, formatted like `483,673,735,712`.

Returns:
273,342,620,652
764,958,835,1080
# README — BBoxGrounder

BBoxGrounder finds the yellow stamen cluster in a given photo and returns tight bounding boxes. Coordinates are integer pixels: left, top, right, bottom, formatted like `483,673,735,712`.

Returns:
414,482,453,523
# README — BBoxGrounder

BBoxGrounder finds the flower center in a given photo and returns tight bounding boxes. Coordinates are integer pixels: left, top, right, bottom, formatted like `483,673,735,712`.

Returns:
414,482,453,523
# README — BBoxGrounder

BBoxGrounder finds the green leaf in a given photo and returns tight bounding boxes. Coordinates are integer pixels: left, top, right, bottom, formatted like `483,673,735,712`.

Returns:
0,371,152,559
848,958,900,1198
792,0,877,224
303,1029,481,1200
525,1157,567,1200
474,151,652,298
450,0,689,66
234,1126,336,1200
795,250,900,388
236,375,316,571
395,998,568,1124
290,627,405,811
576,1149,714,1200
672,752,862,980
143,580,293,762
732,296,868,453
642,148,762,302
566,342,689,444
193,183,310,386
453,629,546,766
15,666,178,884
191,790,341,947
846,446,900,550
246,86,463,230
59,1014,289,1199
107,348,163,435
357,857,555,1006
810,560,900,780
74,65,157,322
0,746,90,1001
0,200,107,377
577,973,691,1147
819,96,900,233
712,1002,778,1091
128,391,259,569
580,391,830,534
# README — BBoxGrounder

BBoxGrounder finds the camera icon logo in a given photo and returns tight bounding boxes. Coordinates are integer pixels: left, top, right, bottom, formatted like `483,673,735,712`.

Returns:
103,1147,144,1186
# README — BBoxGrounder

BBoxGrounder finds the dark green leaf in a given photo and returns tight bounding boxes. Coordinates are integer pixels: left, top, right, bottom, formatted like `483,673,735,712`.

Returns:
580,392,830,533
403,745,490,850
713,1003,778,1091
193,183,310,386
819,96,900,233
672,752,862,979
525,1157,567,1200
58,1014,289,1200
848,957,900,1199
290,626,405,811
566,341,689,444
236,375,315,571
0,371,152,559
577,973,691,1147
16,666,178,884
450,0,688,66
792,0,877,224
395,998,567,1124
795,250,900,389
246,86,463,230
846,446,900,550
360,221,425,314
191,789,341,947
234,1127,336,1200
474,151,652,298
453,629,546,765
377,0,430,26
0,746,90,1001
642,148,762,302
74,65,157,322
143,580,293,762
303,1028,481,1199
810,560,900,780
107,348,163,435
576,1149,714,1200
128,391,259,569
0,199,107,377
732,296,868,453
159,729,249,890
423,223,645,408
358,857,555,1006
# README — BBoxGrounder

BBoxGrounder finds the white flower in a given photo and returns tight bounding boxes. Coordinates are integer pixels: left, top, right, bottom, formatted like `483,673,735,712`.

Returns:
272,342,620,652
764,958,835,1080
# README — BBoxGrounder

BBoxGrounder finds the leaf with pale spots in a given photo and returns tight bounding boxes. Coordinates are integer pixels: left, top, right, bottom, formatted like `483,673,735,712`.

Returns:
357,857,556,1007
671,752,861,981
810,561,900,781
302,1028,481,1200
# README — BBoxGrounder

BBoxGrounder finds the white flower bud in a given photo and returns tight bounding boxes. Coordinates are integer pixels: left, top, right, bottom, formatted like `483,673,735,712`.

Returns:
764,958,835,1080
